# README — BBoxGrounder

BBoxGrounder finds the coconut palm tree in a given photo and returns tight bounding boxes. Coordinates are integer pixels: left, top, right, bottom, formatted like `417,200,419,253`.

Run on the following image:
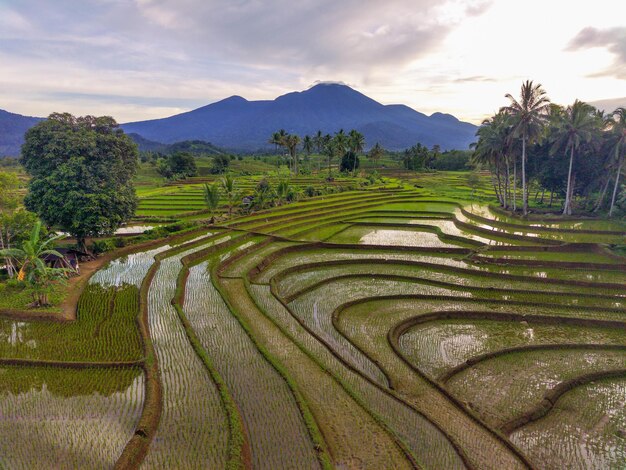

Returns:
221,174,240,216
549,100,599,215
472,111,512,208
303,135,313,156
368,142,384,168
313,130,324,154
203,182,220,222
322,135,339,178
0,221,67,306
504,80,551,215
283,134,301,174
348,130,365,175
608,108,626,216
334,129,349,155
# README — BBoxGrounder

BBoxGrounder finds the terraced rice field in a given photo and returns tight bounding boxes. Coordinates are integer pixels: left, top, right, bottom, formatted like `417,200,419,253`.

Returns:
1,177,625,469
135,175,363,218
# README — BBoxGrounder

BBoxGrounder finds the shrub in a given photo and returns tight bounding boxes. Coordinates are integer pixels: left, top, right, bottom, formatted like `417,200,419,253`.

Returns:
92,239,116,254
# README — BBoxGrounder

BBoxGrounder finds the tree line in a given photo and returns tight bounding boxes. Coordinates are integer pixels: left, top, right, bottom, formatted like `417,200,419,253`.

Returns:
269,129,388,176
473,80,625,216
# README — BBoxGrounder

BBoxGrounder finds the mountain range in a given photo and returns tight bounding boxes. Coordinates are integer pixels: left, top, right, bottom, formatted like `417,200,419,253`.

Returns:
122,84,477,152
0,109,43,156
0,83,478,156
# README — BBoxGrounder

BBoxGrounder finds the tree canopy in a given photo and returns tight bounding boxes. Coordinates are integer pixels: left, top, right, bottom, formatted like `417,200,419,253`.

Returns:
473,82,626,217
21,113,138,250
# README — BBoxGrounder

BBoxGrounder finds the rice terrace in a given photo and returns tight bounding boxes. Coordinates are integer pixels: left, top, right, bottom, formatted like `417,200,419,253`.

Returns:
1,165,625,469
1,1,626,469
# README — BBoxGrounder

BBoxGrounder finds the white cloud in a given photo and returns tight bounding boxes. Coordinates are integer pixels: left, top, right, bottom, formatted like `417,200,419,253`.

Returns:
0,0,624,123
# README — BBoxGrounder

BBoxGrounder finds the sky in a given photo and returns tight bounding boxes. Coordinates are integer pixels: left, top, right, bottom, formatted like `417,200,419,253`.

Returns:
0,0,625,124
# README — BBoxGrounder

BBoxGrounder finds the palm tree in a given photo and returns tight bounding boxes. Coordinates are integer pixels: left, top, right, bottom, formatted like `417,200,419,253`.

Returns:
550,100,599,215
221,174,240,216
472,111,512,208
504,80,551,215
608,108,626,216
276,180,290,205
322,135,339,178
203,182,220,222
368,142,384,168
303,135,313,156
283,134,301,174
334,129,348,154
313,130,324,154
0,221,67,306
348,130,365,175
269,129,288,155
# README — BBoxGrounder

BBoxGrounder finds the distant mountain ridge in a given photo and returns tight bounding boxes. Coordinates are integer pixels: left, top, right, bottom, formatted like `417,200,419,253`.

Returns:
0,84,478,156
0,109,43,156
122,84,477,151
127,134,223,155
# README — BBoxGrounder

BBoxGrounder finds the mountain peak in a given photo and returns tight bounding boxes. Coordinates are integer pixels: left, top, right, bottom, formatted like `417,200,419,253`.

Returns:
222,95,247,103
119,85,476,151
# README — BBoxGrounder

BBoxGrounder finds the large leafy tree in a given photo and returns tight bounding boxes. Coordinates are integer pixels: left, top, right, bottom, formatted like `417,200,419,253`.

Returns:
504,81,551,215
21,113,138,252
549,100,600,215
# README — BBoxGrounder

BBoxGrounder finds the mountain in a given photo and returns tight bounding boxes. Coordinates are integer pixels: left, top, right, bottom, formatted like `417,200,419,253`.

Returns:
127,133,169,152
127,133,224,155
0,109,43,156
0,84,478,156
122,84,477,151
588,97,626,113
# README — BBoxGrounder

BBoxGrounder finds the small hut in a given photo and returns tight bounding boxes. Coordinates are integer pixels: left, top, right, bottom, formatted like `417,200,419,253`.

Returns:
43,248,88,274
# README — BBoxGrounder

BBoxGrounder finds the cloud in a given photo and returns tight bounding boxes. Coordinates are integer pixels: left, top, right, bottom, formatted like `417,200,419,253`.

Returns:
452,75,496,83
588,97,626,113
567,27,626,78
0,0,493,120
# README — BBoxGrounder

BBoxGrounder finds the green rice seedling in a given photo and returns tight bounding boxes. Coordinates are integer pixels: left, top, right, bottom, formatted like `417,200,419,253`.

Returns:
0,366,144,469
510,377,626,470
222,278,435,469
0,283,142,362
247,283,521,469
398,319,626,379
140,243,231,469
184,261,320,469
446,349,626,429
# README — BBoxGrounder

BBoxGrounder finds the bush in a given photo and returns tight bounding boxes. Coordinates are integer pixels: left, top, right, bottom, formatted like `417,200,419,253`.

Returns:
5,278,24,289
340,151,360,172
210,155,230,174
92,239,116,255
432,150,471,171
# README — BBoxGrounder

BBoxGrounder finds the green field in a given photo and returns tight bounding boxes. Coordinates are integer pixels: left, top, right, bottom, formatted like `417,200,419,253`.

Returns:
1,169,625,469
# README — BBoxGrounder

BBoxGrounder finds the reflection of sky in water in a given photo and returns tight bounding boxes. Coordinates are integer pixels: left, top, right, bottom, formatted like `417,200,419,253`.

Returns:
113,225,155,234
359,229,458,248
90,246,170,287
